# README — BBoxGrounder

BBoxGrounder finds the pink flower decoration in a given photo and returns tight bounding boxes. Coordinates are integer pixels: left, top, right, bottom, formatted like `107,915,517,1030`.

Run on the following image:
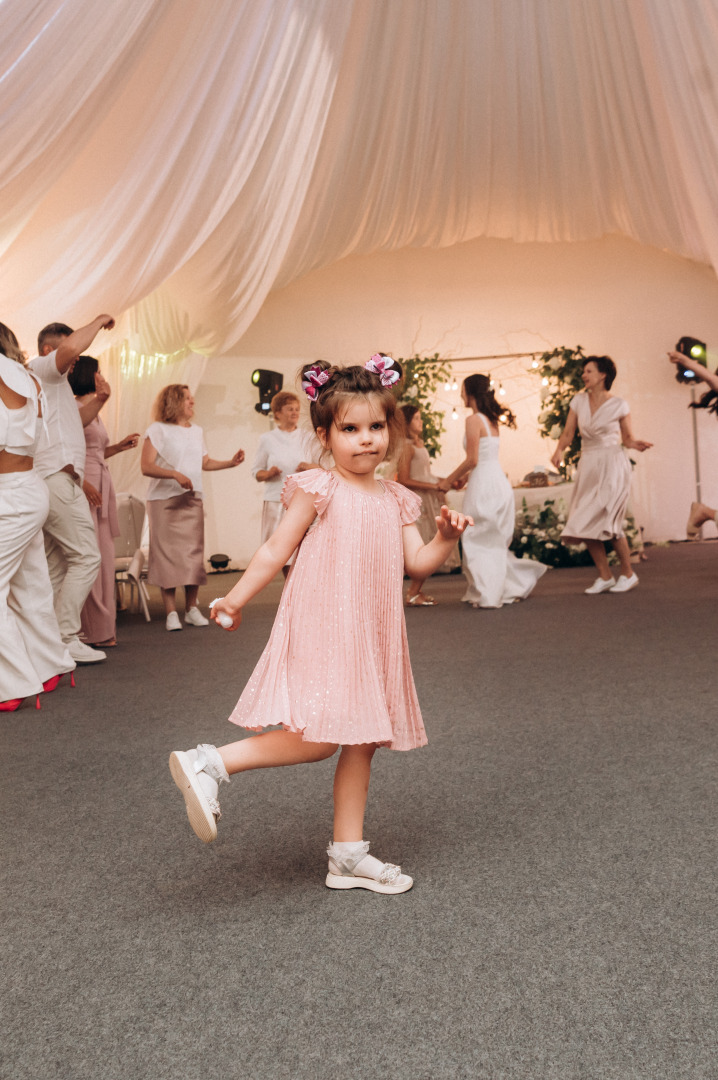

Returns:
301,365,331,401
365,354,400,386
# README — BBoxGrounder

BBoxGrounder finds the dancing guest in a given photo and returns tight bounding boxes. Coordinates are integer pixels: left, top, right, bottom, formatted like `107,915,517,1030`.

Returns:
667,350,718,538
397,404,459,605
142,384,245,632
0,322,74,711
168,357,473,894
441,374,547,608
68,356,139,647
251,390,321,574
551,355,652,594
29,317,115,663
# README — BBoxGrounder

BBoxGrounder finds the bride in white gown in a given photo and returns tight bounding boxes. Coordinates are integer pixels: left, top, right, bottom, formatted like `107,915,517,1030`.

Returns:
440,374,548,608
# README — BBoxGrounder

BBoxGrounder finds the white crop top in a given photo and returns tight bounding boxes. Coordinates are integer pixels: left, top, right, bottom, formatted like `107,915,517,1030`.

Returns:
0,354,45,457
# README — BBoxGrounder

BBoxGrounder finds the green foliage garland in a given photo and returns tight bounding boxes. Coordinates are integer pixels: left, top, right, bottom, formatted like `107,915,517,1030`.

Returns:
536,345,586,474
397,353,453,458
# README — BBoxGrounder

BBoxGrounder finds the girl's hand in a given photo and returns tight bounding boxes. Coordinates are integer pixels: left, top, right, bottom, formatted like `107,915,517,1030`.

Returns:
210,599,242,631
230,449,245,467
435,478,451,493
435,504,474,539
550,449,563,470
452,477,467,490
174,471,193,490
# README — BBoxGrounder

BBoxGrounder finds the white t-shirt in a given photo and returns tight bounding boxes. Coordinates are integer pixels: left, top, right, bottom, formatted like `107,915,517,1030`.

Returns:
144,421,208,500
251,427,321,501
28,351,87,480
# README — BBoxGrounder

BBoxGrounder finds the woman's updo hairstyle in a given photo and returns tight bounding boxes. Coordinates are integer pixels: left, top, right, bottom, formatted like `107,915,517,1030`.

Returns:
583,355,617,390
67,355,98,397
463,373,516,429
299,358,405,459
400,403,420,431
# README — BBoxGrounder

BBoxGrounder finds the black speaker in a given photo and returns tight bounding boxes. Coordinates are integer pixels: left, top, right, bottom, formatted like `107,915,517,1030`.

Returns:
674,336,707,384
251,369,283,414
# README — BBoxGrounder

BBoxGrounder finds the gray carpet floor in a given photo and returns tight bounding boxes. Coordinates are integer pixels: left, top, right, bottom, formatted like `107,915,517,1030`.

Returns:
2,543,717,1080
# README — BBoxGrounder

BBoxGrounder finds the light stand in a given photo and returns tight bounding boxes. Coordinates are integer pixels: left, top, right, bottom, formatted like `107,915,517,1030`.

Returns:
689,384,702,505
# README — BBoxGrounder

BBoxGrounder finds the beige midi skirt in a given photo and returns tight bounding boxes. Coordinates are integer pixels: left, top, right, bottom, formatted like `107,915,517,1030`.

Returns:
147,493,207,588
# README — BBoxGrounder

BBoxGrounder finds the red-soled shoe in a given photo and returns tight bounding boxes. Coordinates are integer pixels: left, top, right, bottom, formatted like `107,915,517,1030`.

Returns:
42,671,76,693
0,698,24,712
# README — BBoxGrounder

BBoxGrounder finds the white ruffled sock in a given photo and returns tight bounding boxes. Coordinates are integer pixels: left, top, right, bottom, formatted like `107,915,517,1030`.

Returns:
189,744,229,812
327,841,388,880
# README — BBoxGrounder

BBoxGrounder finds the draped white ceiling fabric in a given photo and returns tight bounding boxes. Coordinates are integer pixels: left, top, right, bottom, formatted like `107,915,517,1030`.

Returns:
2,0,718,356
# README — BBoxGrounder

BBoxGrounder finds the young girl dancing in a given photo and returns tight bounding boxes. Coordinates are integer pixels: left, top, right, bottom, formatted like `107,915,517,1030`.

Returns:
169,356,472,894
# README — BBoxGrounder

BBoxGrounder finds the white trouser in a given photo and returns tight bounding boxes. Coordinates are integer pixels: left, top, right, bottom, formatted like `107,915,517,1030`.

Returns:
0,471,75,699
43,470,102,644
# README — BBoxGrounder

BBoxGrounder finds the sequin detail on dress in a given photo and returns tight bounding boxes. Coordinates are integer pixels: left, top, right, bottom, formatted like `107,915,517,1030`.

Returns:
228,470,427,750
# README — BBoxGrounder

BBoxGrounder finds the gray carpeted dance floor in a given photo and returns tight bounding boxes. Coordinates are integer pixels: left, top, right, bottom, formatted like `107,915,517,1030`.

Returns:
3,544,717,1079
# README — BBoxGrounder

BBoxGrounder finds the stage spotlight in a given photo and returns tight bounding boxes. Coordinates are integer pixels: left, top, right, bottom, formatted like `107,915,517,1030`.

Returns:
674,336,707,384
251,369,283,414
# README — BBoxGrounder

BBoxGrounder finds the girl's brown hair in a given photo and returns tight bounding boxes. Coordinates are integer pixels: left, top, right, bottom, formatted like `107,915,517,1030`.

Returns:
153,384,190,424
463,374,516,428
298,359,405,458
0,322,26,366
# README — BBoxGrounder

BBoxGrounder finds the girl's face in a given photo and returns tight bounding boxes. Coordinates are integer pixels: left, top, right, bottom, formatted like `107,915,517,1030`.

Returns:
582,362,605,391
275,400,300,429
319,395,390,476
409,411,423,437
181,387,195,420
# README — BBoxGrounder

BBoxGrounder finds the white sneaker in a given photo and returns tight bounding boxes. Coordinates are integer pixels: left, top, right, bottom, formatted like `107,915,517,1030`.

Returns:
610,573,639,593
169,746,228,843
584,576,615,595
165,611,182,631
67,639,106,663
184,606,209,627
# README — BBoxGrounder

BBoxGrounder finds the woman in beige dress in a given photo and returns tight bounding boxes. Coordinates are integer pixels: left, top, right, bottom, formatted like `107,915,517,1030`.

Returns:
551,356,652,594
142,384,245,631
397,405,459,605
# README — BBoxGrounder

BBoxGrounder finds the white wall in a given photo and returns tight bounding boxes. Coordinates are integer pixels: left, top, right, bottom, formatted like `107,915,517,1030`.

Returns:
193,234,718,566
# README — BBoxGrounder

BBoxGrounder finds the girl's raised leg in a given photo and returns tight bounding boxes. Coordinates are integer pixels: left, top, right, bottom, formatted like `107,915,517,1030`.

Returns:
169,731,337,843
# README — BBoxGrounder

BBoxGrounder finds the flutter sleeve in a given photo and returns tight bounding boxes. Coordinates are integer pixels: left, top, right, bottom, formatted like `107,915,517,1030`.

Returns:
384,480,423,525
281,468,336,516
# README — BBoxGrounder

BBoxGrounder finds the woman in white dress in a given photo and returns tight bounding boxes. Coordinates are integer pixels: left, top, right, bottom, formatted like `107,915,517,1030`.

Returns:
397,405,459,605
551,356,652,594
251,391,321,574
142,384,245,631
441,374,548,608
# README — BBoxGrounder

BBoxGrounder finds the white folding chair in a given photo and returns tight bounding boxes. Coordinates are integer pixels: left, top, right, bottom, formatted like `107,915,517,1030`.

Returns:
114,493,151,621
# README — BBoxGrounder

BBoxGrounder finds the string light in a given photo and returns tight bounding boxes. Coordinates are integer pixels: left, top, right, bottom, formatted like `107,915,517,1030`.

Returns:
498,386,506,397
541,377,549,386
451,408,459,420
531,359,539,369
451,379,458,391
444,382,452,392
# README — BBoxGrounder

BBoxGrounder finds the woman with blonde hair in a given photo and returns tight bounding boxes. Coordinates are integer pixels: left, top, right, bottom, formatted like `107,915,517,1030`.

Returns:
141,384,245,631
0,322,74,709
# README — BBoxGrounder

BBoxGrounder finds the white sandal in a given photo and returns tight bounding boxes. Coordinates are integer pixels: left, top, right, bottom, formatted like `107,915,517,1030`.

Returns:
325,841,413,894
169,745,228,843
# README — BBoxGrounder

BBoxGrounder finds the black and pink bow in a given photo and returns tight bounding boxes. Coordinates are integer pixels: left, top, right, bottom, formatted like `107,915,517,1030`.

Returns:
301,364,331,401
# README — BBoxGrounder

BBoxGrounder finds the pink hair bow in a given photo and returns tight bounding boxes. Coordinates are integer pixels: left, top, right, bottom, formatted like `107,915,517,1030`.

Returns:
365,354,400,386
302,364,331,401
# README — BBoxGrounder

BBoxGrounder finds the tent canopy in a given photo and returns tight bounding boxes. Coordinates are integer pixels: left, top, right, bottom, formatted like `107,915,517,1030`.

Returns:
2,0,718,354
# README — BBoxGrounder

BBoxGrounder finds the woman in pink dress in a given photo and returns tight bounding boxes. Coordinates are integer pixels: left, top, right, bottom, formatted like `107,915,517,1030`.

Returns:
69,357,139,646
551,355,652,594
168,355,472,894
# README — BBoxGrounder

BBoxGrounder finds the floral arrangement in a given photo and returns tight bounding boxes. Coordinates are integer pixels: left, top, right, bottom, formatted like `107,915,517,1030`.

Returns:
510,497,640,568
536,345,587,474
397,353,453,458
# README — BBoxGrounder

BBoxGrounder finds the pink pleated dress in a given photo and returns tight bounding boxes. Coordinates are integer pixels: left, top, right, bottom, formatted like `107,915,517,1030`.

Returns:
229,469,428,751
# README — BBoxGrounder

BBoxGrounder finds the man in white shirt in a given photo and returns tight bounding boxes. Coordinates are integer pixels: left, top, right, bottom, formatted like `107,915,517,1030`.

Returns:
29,315,115,663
